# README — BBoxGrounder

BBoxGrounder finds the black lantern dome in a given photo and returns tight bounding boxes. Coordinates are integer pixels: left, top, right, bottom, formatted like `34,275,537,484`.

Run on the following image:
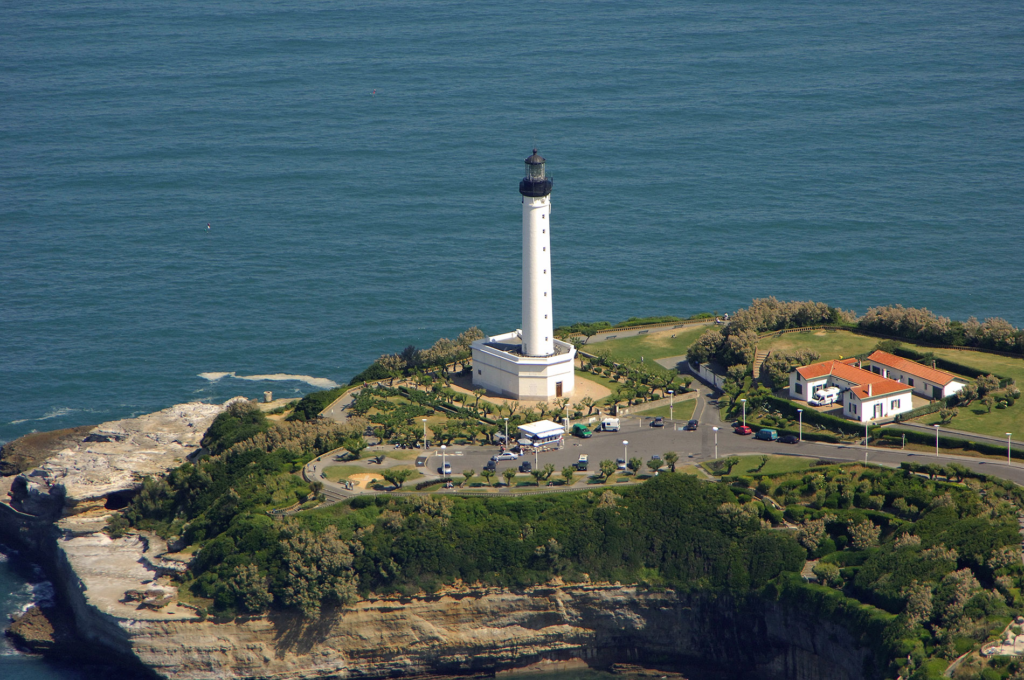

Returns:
519,149,553,197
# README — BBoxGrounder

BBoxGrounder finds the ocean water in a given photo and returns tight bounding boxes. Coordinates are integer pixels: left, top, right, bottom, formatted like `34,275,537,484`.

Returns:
1,0,1022,674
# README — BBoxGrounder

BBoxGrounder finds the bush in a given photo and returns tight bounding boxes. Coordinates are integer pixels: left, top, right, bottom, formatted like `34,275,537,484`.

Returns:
287,387,348,422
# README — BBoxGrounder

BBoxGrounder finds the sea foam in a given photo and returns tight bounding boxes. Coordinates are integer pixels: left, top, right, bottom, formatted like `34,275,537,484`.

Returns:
198,372,338,389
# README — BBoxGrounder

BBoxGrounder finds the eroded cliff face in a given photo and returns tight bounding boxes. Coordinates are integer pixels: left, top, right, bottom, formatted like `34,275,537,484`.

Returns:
59,583,874,680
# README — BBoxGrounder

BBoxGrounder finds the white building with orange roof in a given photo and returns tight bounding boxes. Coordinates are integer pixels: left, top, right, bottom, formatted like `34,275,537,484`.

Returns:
865,350,966,401
788,358,914,423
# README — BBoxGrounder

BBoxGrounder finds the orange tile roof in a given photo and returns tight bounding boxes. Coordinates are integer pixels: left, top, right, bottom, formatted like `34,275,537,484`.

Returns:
796,360,880,384
850,378,912,400
866,350,960,386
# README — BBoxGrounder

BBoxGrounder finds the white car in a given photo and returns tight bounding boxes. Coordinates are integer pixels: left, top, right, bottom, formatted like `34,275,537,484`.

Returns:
442,462,452,475
492,452,517,461
616,458,628,471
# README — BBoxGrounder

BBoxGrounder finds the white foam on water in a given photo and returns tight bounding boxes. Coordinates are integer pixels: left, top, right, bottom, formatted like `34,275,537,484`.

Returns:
198,371,338,389
9,406,78,425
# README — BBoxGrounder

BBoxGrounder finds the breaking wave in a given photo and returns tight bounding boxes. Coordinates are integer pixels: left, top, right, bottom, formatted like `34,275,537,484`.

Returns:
198,372,338,389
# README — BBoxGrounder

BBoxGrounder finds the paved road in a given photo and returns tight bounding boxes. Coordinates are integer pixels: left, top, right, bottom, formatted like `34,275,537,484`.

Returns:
583,321,714,345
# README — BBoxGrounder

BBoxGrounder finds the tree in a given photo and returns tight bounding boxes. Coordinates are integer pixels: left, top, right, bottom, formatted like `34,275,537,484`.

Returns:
481,469,495,487
279,524,358,619
503,468,518,487
687,329,724,365
627,457,643,475
561,466,575,486
722,456,740,474
977,374,1000,397
343,435,369,459
578,396,596,415
938,407,958,425
663,452,679,472
462,469,475,487
530,469,546,486
541,463,556,481
309,480,324,498
599,459,616,482
646,458,664,473
681,376,693,392
381,468,415,489
472,388,487,409
228,564,273,613
812,562,842,588
956,384,978,406
849,519,881,549
755,454,770,472
981,396,995,413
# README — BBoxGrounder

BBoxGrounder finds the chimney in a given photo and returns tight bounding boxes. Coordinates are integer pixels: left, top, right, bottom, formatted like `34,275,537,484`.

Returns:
868,383,872,397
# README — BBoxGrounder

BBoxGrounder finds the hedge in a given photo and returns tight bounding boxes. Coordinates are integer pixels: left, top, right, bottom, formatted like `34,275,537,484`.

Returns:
882,426,1024,460
765,395,863,436
893,398,956,423
773,427,841,444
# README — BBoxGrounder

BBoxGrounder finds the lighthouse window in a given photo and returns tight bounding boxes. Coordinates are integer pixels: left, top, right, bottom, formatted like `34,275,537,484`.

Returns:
542,215,545,219
542,229,545,233
544,314,548,319
543,247,546,251
544,292,547,296
543,269,546,274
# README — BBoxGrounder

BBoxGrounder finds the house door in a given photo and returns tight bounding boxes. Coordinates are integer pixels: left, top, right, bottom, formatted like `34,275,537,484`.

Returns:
873,403,883,419
932,386,942,400
556,381,563,398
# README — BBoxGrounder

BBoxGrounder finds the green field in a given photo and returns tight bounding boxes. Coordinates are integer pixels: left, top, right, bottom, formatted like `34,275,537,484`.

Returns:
322,465,372,482
589,325,708,363
702,454,817,477
761,329,878,361
637,399,698,422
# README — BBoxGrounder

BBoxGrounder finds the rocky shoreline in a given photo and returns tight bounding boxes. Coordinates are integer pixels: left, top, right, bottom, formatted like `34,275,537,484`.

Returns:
2,402,878,680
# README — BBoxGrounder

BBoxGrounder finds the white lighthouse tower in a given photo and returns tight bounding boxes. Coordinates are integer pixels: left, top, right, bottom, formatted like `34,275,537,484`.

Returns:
471,150,576,401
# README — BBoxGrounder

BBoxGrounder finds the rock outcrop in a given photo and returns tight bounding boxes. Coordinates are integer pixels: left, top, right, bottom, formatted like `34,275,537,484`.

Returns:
5,399,242,519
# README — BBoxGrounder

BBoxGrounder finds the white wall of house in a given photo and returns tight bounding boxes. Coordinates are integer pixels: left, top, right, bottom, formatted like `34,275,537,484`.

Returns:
866,362,966,400
843,391,913,423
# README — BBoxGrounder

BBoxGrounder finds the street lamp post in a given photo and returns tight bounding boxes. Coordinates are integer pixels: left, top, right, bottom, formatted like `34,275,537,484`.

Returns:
713,426,719,460
797,409,802,443
864,421,869,464
422,418,428,449
623,440,629,459
668,390,674,421
504,417,509,448
1008,433,1014,466
741,398,747,427
441,444,447,474
934,424,940,458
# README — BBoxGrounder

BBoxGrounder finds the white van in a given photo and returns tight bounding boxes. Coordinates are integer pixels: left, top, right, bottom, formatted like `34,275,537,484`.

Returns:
601,417,620,432
809,386,841,406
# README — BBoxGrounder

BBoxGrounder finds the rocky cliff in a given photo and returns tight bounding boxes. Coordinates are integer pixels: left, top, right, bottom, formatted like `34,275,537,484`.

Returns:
3,401,879,680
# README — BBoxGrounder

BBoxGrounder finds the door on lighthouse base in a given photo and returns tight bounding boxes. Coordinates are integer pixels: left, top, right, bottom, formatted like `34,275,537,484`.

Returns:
556,382,563,398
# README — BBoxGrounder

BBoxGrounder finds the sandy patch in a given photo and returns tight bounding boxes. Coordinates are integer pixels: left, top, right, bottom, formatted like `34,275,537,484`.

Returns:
346,473,383,490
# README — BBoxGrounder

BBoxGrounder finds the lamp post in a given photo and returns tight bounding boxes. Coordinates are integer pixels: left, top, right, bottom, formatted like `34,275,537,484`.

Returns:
623,440,629,459
668,390,674,421
441,444,446,474
504,417,509,448
1008,433,1013,467
422,418,428,449
864,421,869,464
713,426,719,460
741,398,747,427
933,424,940,458
797,408,802,442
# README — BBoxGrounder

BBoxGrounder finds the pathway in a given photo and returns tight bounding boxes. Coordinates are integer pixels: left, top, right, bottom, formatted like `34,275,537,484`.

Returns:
882,421,1023,450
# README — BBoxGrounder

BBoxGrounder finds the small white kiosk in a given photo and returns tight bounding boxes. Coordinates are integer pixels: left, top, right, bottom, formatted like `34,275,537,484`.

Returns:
517,419,565,453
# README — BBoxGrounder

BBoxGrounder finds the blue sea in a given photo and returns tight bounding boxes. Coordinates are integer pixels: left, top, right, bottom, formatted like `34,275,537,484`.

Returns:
1,0,1022,674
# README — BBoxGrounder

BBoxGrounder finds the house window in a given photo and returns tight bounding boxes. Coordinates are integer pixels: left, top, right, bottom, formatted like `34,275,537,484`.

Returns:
795,382,803,395
908,378,914,387
872,366,881,374
890,399,900,409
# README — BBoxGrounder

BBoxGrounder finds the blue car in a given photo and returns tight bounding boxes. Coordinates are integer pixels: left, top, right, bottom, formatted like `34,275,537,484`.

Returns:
755,428,778,442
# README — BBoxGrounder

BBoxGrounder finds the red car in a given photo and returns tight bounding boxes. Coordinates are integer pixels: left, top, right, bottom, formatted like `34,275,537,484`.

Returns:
733,425,753,435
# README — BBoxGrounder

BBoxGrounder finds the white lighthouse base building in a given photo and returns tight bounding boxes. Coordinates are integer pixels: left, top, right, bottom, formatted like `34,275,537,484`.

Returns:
471,330,576,401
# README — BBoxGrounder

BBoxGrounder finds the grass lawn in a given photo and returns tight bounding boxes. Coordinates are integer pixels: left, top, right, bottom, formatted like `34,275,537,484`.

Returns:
323,465,372,482
638,399,697,422
701,454,817,477
575,369,621,406
914,403,1023,440
761,330,878,361
674,464,704,476
592,325,708,363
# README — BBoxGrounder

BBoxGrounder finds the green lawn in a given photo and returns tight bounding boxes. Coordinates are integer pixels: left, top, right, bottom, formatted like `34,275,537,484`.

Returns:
701,454,817,477
322,465,372,482
638,399,697,422
916,403,1022,439
575,369,621,396
761,330,878,361
589,325,708,363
